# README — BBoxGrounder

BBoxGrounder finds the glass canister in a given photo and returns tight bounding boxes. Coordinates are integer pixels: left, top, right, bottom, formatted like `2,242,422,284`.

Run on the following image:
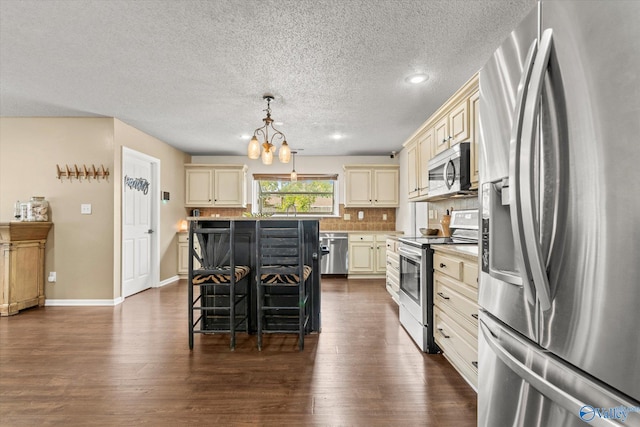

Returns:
26,196,49,221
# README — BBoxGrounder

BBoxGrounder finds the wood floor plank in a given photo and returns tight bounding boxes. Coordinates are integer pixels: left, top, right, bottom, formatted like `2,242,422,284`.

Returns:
0,278,476,426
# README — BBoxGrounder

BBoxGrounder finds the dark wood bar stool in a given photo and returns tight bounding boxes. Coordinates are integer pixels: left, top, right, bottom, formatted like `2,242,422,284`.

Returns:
188,220,250,350
255,220,311,351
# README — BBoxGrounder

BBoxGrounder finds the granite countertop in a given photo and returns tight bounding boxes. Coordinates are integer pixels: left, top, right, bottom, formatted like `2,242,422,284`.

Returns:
186,216,324,221
433,244,479,259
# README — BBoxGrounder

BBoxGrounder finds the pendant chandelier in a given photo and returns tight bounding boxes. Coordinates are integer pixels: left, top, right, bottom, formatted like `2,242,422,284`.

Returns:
247,95,291,165
290,151,298,182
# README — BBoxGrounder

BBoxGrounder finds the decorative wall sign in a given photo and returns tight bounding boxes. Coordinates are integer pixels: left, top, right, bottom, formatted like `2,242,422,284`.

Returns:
124,175,150,195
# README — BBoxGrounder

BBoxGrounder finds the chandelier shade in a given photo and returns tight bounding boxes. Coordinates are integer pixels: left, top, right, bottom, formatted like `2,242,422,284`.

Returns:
247,95,290,165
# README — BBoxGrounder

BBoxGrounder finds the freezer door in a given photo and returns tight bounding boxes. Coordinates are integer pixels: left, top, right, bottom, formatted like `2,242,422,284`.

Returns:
479,313,640,427
478,5,538,342
536,1,640,402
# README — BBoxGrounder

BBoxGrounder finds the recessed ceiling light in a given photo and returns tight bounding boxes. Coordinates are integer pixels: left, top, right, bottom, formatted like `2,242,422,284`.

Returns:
331,133,343,140
240,134,251,140
274,121,284,126
406,73,429,84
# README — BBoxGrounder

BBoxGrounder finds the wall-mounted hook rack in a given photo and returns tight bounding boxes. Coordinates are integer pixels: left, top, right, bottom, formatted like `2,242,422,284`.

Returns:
56,164,110,181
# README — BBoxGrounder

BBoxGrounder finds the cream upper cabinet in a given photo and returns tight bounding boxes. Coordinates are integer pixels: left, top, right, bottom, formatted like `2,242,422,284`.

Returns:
373,168,399,207
407,143,419,198
418,129,433,196
434,98,470,155
469,90,480,188
344,165,399,208
185,164,247,207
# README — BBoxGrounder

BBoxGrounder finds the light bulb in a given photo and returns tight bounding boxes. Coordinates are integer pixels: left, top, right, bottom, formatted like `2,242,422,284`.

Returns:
262,147,273,165
279,141,291,163
248,136,261,159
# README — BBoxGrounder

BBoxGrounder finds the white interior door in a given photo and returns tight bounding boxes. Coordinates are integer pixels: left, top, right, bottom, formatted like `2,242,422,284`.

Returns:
122,148,159,297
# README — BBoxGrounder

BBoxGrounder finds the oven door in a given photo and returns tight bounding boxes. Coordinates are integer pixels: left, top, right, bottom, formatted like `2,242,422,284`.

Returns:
398,244,425,323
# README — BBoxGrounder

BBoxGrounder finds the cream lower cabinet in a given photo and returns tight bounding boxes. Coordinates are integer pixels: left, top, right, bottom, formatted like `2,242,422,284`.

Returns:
348,233,388,277
433,247,479,391
343,165,399,208
185,164,247,207
177,232,201,279
385,237,400,304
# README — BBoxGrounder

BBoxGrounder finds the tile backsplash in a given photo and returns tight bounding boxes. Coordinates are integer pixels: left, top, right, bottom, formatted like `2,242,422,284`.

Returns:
423,196,479,235
187,204,397,231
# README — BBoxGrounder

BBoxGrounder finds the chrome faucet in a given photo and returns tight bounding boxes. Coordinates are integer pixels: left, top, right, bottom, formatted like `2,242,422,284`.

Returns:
286,204,297,217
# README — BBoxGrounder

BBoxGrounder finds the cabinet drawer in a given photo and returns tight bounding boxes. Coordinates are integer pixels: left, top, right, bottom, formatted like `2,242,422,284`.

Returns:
463,262,478,288
349,234,374,242
434,272,478,336
386,238,398,252
386,252,399,269
434,307,478,377
433,253,463,281
178,233,189,243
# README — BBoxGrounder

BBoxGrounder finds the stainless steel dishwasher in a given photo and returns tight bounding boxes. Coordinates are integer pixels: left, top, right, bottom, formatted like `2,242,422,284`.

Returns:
320,232,348,275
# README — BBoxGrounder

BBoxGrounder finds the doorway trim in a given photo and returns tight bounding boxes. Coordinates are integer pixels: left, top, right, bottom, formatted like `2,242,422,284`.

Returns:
121,146,161,298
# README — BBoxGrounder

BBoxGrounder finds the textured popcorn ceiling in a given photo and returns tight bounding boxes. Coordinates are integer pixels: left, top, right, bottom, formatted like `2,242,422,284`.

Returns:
0,0,534,156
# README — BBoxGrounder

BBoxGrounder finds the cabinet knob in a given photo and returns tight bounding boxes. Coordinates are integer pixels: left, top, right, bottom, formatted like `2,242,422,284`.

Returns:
440,263,447,268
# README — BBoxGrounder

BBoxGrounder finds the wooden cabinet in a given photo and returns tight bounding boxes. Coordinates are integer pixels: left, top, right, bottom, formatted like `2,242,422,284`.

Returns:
177,232,201,279
1,222,52,316
407,129,434,200
469,90,480,188
344,165,399,208
185,164,247,207
402,73,479,201
385,237,400,304
433,246,479,391
348,233,389,277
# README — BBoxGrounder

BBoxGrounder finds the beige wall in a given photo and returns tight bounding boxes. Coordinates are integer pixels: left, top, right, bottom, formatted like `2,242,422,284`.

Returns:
113,119,190,291
0,117,188,301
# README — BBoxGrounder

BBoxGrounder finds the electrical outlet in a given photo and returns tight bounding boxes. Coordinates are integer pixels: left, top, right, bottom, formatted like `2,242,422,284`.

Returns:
382,213,387,221
343,213,351,221
48,272,56,283
81,204,92,214
429,210,434,219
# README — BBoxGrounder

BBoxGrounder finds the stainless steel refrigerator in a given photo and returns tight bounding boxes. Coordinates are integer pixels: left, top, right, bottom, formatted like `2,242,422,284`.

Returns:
478,1,640,426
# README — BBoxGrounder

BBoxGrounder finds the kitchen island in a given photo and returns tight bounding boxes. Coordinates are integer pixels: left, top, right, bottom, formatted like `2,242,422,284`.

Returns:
187,217,322,333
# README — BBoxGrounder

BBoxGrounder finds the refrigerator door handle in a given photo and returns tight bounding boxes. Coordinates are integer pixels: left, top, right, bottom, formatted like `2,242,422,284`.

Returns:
519,29,554,311
480,317,633,427
507,38,539,304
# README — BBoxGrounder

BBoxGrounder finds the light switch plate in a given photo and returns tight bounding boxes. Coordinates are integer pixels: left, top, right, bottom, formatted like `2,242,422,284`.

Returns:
81,204,92,214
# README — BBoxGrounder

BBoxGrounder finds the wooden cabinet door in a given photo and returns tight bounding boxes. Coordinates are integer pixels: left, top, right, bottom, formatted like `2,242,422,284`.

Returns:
349,241,374,273
448,99,470,145
407,143,419,199
434,115,450,155
374,169,399,207
345,169,372,206
469,90,480,188
213,169,245,207
375,237,387,274
185,168,214,206
418,129,433,195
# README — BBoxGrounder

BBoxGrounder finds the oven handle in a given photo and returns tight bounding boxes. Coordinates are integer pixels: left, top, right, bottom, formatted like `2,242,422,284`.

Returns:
398,246,422,263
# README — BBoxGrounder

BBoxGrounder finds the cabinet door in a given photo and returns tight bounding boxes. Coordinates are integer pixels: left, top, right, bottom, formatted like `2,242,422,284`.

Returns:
434,115,450,155
407,144,419,199
345,169,372,206
185,168,214,206
373,169,399,207
375,236,387,274
469,90,480,188
418,129,433,195
214,169,245,207
448,99,470,145
178,242,190,275
349,242,374,273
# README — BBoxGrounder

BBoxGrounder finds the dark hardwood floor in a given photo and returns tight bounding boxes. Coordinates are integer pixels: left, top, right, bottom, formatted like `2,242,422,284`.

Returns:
0,277,477,426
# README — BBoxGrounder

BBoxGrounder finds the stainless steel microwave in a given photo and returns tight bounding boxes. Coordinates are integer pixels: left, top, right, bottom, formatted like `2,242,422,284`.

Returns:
426,142,472,200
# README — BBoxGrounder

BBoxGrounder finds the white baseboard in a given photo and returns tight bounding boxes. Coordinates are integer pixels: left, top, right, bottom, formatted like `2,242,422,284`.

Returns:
46,297,124,307
157,275,180,287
